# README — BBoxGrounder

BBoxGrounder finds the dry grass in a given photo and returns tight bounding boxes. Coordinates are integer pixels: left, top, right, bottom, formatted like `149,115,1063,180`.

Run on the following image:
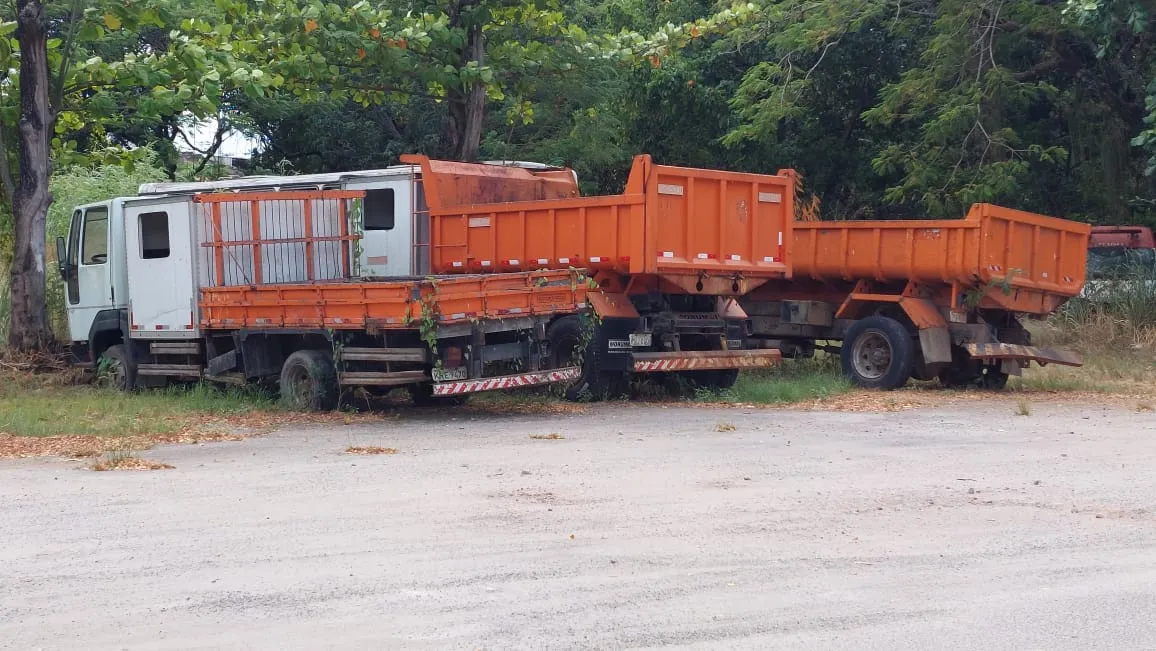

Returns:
529,433,565,440
468,390,590,415
713,422,737,432
1137,402,1154,413
1015,400,1032,417
0,361,389,458
345,446,398,455
90,452,174,471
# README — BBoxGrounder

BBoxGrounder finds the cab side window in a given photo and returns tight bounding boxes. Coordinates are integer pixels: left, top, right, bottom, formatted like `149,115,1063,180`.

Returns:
82,206,109,265
66,210,81,304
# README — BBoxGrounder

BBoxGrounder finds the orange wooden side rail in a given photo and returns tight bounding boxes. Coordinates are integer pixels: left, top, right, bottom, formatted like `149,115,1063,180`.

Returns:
199,270,588,330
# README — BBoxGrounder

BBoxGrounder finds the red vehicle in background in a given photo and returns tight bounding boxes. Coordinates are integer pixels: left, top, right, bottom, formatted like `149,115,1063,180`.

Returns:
1089,226,1155,250
1084,226,1156,298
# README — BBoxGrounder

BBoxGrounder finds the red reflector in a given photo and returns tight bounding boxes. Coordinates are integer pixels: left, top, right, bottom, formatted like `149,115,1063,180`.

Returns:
620,256,631,263
155,325,165,330
130,325,140,330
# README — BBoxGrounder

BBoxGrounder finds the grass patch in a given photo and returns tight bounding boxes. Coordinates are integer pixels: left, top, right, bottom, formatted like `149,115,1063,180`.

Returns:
345,446,398,455
0,372,277,438
90,450,174,471
1014,400,1032,416
695,356,851,406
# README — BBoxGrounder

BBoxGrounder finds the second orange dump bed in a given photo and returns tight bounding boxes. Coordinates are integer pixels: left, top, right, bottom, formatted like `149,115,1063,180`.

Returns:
402,155,795,280
793,203,1091,301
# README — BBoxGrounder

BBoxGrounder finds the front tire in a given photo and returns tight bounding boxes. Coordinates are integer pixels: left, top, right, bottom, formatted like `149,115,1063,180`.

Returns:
841,316,915,390
279,350,339,411
97,344,136,392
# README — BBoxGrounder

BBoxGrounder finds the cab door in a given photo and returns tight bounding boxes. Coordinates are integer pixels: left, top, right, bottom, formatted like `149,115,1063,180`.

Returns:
124,200,197,335
344,176,413,277
66,203,115,342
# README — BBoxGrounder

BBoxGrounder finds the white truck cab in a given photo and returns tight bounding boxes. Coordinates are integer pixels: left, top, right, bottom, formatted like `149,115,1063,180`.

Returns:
59,166,418,367
58,161,568,372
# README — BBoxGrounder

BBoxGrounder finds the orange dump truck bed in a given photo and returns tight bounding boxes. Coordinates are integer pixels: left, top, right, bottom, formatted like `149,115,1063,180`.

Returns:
402,155,794,284
792,203,1091,314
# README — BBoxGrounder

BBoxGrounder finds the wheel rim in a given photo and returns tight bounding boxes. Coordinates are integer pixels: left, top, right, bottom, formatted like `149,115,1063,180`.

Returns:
850,330,892,380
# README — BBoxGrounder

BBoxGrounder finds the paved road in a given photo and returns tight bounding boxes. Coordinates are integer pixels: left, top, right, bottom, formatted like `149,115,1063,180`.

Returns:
3,401,1156,650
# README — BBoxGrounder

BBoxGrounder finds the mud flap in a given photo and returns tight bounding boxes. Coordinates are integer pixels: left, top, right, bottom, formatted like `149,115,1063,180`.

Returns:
918,326,952,365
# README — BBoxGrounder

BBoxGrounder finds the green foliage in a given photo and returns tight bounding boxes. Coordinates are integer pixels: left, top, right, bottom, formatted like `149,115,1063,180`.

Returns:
715,0,1156,221
0,378,275,438
693,356,850,405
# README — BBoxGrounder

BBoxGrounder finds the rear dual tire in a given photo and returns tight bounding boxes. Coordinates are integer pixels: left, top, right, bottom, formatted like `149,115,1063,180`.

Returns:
548,315,627,402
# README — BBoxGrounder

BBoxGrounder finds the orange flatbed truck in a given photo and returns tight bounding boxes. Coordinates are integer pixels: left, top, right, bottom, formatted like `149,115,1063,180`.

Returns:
57,155,789,408
739,204,1091,389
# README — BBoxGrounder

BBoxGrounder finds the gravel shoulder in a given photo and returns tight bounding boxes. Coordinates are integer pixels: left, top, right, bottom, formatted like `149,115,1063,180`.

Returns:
2,401,1156,650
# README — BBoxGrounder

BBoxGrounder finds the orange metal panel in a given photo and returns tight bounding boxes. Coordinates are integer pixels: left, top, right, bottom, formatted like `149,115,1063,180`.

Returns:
407,155,792,284
588,292,641,319
791,204,1090,315
399,155,579,212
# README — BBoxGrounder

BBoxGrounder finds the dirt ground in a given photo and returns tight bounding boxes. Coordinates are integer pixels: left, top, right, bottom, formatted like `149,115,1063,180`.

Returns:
2,400,1156,650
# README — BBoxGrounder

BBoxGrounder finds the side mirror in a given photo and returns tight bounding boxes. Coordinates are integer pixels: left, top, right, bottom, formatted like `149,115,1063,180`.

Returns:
55,236,67,278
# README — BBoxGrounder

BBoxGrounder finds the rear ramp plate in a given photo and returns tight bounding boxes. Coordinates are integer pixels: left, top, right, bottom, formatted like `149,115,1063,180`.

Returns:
964,343,1082,367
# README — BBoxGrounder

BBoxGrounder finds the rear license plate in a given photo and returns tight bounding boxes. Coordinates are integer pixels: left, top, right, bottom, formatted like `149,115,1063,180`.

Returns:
432,366,468,382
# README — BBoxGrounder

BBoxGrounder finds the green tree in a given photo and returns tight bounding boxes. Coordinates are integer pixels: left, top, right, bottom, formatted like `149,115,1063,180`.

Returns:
720,0,1156,223
1,0,273,350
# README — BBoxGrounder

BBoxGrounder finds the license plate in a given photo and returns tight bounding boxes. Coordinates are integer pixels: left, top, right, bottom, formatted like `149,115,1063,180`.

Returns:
432,366,468,382
629,333,652,348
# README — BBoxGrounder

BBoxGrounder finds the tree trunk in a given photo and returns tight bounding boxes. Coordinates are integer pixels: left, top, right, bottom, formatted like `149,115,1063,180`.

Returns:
446,3,486,162
7,0,56,351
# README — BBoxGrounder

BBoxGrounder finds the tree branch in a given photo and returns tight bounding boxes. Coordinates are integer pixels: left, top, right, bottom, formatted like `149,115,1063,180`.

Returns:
0,123,16,206
51,0,84,109
186,117,229,179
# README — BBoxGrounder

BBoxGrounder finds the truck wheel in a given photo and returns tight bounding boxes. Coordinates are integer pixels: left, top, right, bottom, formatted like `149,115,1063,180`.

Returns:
548,315,616,401
979,365,1009,390
408,383,468,407
98,344,136,392
841,316,914,390
279,350,338,411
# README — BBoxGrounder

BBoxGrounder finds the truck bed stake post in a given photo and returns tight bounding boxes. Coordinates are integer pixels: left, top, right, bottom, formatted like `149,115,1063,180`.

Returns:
470,325,485,378
250,200,263,284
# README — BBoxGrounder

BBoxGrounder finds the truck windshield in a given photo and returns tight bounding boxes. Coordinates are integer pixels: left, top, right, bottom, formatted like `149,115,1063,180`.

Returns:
1087,247,1156,280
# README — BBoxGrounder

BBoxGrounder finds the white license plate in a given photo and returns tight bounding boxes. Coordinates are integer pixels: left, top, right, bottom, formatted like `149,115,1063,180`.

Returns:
629,333,652,348
432,366,468,382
